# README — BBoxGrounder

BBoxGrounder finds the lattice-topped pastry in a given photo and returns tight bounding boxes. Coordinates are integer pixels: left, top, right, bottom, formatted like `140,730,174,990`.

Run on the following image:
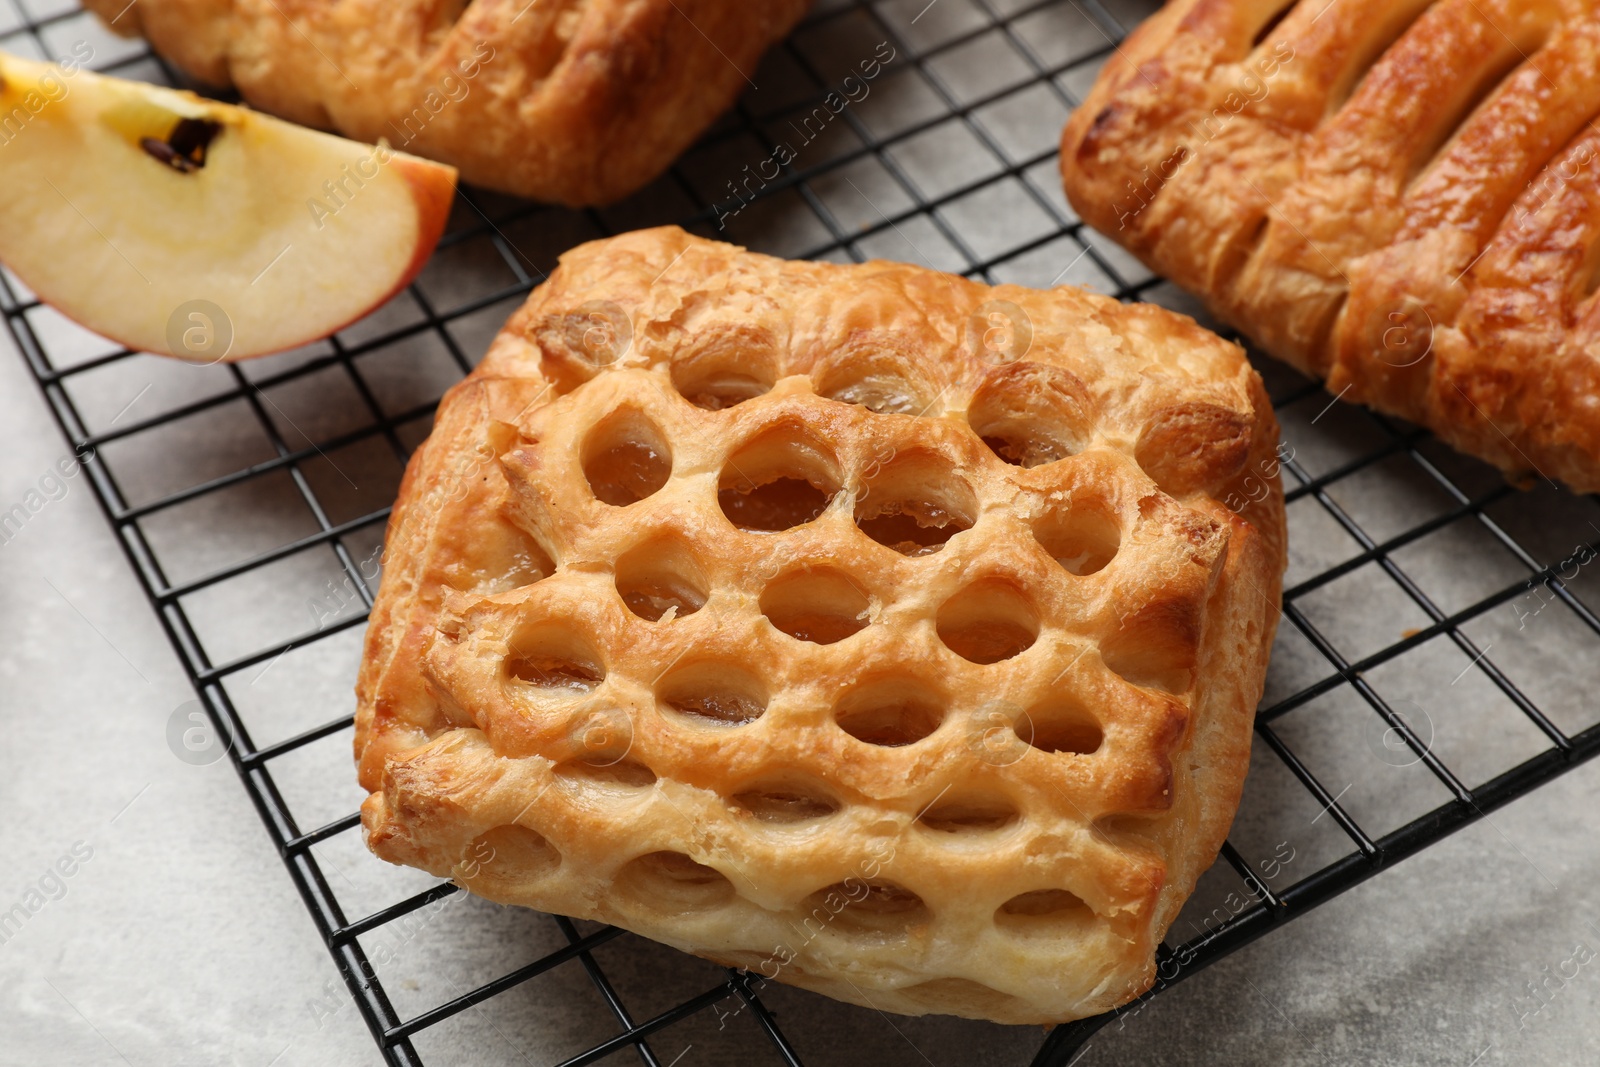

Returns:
355,227,1286,1023
81,0,809,205
1063,0,1600,492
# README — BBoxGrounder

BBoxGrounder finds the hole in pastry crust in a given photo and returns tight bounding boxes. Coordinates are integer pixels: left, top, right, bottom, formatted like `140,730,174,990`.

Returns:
1100,637,1194,695
1019,702,1103,756
451,523,556,596
718,424,841,531
456,825,560,887
806,881,930,938
815,364,930,415
505,628,604,694
678,372,771,411
671,325,779,410
917,793,1019,834
729,779,839,823
657,661,767,727
614,537,708,621
553,759,657,793
720,477,832,531
1034,505,1122,576
487,541,556,593
811,337,938,416
853,450,975,556
936,578,1039,664
855,507,967,555
616,851,735,910
1094,813,1163,850
761,567,870,645
824,374,926,415
1134,402,1253,500
506,658,602,691
994,888,1096,936
967,362,1095,469
582,410,671,506
835,677,944,746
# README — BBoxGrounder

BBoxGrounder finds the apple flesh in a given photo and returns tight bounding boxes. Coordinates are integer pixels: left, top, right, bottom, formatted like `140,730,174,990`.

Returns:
0,53,457,362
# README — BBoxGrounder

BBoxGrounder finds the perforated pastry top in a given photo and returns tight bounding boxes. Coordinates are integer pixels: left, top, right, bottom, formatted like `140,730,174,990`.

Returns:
1063,0,1600,492
82,0,810,205
354,226,1287,1024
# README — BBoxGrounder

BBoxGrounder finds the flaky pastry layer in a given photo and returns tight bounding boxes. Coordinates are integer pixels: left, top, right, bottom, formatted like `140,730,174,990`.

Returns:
354,226,1286,1024
1062,0,1600,492
82,0,808,205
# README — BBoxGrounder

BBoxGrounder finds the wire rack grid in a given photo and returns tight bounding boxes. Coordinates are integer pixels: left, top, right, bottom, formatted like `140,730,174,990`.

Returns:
7,0,1600,1063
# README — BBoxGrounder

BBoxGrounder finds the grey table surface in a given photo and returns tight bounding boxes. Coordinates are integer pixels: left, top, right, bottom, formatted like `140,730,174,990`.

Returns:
6,0,1600,1063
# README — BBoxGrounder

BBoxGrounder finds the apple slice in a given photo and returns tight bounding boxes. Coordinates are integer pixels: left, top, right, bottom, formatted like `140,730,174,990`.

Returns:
0,53,457,362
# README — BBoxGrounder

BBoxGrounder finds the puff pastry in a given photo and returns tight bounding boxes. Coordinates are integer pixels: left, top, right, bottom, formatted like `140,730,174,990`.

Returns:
1062,0,1600,491
81,0,809,205
354,226,1286,1023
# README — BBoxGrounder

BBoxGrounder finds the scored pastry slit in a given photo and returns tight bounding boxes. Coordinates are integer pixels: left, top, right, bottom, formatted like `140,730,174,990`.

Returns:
1317,0,1442,114
1249,0,1300,48
1403,22,1600,244
1063,0,1600,489
1583,244,1600,303
1311,0,1552,190
1403,44,1544,189
1459,120,1600,317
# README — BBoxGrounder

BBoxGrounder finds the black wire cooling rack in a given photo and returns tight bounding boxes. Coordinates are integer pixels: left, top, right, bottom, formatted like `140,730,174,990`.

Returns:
8,0,1600,1062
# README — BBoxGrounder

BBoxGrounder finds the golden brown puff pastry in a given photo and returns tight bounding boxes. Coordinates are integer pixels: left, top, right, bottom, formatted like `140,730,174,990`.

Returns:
81,0,810,205
1062,0,1600,492
354,226,1286,1024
